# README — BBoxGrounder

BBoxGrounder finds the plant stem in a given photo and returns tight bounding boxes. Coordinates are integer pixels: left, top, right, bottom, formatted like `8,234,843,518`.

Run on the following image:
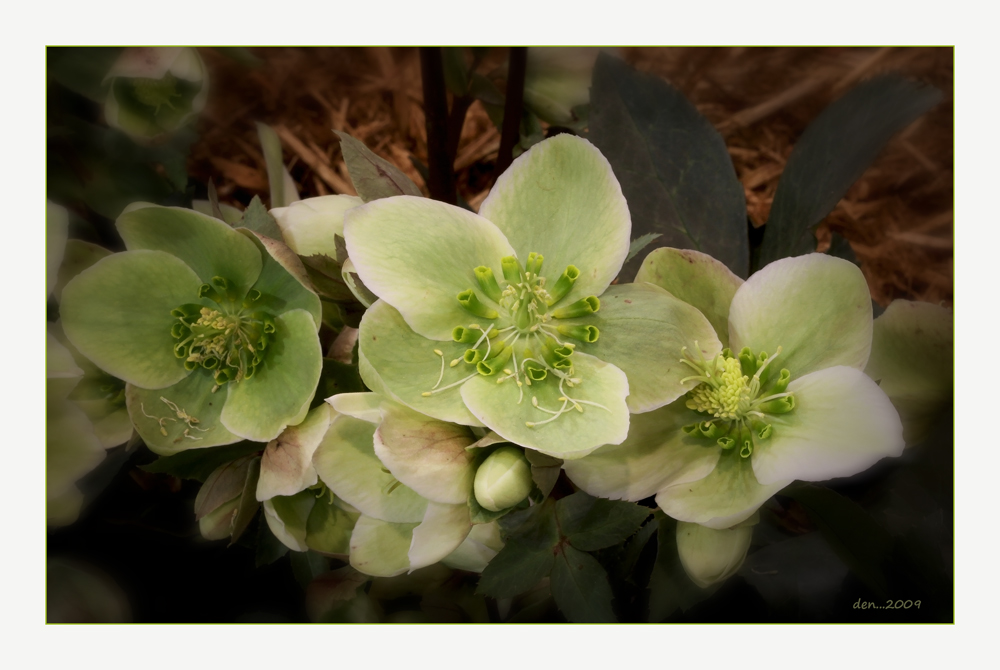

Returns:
495,47,528,181
419,47,456,205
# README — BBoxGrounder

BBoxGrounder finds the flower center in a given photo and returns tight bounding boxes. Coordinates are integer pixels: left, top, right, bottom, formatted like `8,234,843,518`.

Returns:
421,253,608,428
679,344,797,458
169,276,276,392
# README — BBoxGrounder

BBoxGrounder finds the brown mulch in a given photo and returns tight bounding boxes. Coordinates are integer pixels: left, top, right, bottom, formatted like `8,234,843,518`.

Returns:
187,47,953,308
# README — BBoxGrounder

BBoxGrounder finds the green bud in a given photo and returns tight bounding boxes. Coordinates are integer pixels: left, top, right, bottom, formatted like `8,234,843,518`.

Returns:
473,446,533,512
676,521,754,588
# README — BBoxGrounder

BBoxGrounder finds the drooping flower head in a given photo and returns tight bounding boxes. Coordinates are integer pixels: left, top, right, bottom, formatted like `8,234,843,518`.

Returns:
344,135,719,458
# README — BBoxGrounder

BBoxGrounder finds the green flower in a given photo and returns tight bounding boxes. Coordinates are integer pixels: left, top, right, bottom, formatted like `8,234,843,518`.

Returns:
565,249,904,528
344,134,719,458
60,204,323,455
104,47,208,140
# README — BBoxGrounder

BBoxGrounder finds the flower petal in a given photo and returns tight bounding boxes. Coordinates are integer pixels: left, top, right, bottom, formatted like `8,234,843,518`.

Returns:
238,229,322,329
221,309,323,443
634,247,744,347
442,522,504,573
125,373,240,456
47,389,105,497
54,240,112,303
751,366,904,485
47,201,69,298
729,254,872,378
61,250,203,389
656,453,787,529
676,521,754,588
117,204,263,299
257,404,333,501
344,196,515,340
326,391,383,424
350,516,418,578
479,134,630,306
313,414,428,523
562,400,721,501
864,300,953,445
263,492,315,552
460,351,630,459
271,194,363,257
408,502,472,571
357,300,484,427
374,402,477,505
306,498,357,556
565,283,722,412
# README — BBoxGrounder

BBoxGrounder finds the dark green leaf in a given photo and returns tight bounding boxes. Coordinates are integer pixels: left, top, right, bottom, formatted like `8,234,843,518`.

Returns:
48,47,123,102
618,519,658,586
783,482,892,598
333,234,349,265
551,545,617,623
228,456,261,545
589,53,749,280
237,195,283,240
335,131,422,202
476,539,554,599
556,491,651,552
827,231,859,265
759,75,942,266
497,497,559,550
469,73,505,108
468,491,515,524
316,358,365,408
625,232,662,264
140,441,263,482
255,515,290,567
648,515,720,621
256,122,294,209
290,551,331,590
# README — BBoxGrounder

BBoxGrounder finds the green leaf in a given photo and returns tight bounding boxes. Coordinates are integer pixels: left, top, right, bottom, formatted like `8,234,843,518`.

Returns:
550,545,617,623
48,47,123,101
759,75,942,266
625,233,662,264
498,497,560,550
588,53,749,280
255,514,290,567
475,538,554,599
237,195,283,240
290,551,331,590
556,491,651,552
335,131,422,202
229,456,261,545
140,441,263,482
783,482,892,598
316,358,365,407
256,122,297,208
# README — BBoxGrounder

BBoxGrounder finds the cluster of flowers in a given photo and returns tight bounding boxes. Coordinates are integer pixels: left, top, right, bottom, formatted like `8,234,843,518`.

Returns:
48,134,950,587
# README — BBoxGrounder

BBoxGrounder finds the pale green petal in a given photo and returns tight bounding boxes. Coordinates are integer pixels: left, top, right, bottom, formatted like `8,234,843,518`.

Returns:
125,373,240,456
257,404,332,501
61,250,204,389
54,240,112,303
238,229,322,328
374,403,476,505
752,366,904,485
635,247,744,347
358,300,484,427
191,200,244,225
676,521,754,588
460,352,630,459
341,257,376,308
314,414,428,523
46,332,83,385
221,309,323,443
87,407,134,449
48,486,84,527
263,492,316,552
562,400,721,501
442,522,504,573
117,204,263,299
47,201,69,297
478,134,630,306
47,389,105,496
408,502,472,571
864,300,953,445
271,195,363,257
326,392,383,424
350,516,418,578
344,195,515,340
565,283,722,413
729,254,872,378
306,498,357,556
656,452,787,530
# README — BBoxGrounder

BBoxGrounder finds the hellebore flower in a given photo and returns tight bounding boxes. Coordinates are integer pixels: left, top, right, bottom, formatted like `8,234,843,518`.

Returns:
564,249,904,528
60,204,323,455
864,300,953,445
270,195,363,258
344,134,720,458
104,47,208,140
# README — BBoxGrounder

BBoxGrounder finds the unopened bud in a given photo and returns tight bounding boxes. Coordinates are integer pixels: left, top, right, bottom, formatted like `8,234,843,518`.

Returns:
676,520,754,588
473,446,533,512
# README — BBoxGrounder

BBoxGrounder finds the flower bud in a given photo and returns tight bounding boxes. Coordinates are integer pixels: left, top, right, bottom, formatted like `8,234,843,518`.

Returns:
104,47,208,140
270,195,363,257
676,520,754,588
473,446,533,512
